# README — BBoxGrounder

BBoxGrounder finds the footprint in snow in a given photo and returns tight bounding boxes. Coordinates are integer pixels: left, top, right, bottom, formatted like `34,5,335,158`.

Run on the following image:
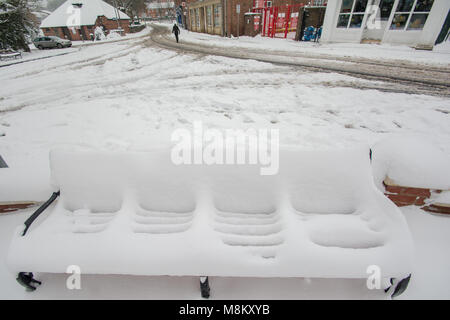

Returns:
178,118,190,124
241,114,254,123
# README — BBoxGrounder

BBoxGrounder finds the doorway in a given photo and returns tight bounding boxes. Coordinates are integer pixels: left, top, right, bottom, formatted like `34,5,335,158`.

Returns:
435,9,450,45
362,0,395,42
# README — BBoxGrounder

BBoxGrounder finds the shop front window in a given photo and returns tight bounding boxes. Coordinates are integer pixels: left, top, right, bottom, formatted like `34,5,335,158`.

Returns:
379,0,395,20
214,4,222,27
190,9,195,28
337,0,368,29
207,6,212,27
396,0,415,12
195,8,200,28
390,0,434,30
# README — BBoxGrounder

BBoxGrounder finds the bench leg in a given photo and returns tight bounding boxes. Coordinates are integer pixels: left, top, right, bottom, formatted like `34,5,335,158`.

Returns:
16,272,41,291
385,274,411,298
391,274,411,298
199,276,210,298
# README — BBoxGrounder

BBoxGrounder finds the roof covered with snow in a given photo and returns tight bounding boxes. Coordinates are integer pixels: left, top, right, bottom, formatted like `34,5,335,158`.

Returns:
41,0,130,28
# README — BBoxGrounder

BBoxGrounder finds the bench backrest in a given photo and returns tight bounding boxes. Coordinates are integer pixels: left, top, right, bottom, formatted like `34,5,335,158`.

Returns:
50,147,374,215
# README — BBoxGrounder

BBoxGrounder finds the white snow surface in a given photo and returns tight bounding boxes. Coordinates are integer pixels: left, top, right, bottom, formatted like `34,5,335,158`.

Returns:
1,205,448,299
372,135,450,190
0,32,449,202
41,0,130,28
169,22,450,67
430,190,450,204
7,147,413,280
0,25,449,298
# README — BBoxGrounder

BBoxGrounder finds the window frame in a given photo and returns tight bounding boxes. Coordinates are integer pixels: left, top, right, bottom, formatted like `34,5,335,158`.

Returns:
213,4,222,28
336,0,369,29
379,0,396,21
195,8,200,28
390,0,434,31
207,6,212,27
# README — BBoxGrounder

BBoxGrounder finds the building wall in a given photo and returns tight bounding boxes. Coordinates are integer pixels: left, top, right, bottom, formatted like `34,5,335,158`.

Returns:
96,16,131,34
146,7,176,19
42,26,92,41
42,17,131,41
254,0,308,8
322,0,450,48
224,0,254,37
188,0,224,35
321,0,364,44
382,0,450,48
244,13,262,36
187,0,311,37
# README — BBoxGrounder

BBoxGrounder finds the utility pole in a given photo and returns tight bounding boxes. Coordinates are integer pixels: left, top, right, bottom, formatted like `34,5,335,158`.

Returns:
236,4,240,38
113,0,121,29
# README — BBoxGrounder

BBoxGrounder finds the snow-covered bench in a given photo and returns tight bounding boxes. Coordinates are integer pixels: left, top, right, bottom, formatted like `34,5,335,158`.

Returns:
7,147,413,297
0,51,22,61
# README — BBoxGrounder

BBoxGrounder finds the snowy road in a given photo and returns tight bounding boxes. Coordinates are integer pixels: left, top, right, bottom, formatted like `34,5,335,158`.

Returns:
148,24,450,97
0,26,449,299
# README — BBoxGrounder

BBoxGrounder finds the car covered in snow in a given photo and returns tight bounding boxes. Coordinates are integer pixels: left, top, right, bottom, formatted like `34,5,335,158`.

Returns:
33,36,72,49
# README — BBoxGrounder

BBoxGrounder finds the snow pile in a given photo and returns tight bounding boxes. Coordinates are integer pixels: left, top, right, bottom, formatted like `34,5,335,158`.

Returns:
0,155,53,202
106,30,122,40
433,39,450,54
7,147,413,280
431,191,450,205
372,135,450,190
94,26,106,41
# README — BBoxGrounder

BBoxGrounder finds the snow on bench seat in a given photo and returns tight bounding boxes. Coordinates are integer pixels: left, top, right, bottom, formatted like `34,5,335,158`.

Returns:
7,147,413,279
0,52,22,60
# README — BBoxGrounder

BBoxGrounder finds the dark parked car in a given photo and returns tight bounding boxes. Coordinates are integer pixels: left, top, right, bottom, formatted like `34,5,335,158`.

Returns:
33,36,72,49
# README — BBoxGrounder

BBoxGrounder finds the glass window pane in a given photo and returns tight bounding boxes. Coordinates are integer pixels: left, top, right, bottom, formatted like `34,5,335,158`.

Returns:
214,5,222,27
407,13,429,29
380,0,395,20
337,14,350,28
196,9,200,27
340,0,354,13
414,0,434,12
353,0,368,13
396,0,414,12
349,14,364,28
207,6,212,26
390,13,409,29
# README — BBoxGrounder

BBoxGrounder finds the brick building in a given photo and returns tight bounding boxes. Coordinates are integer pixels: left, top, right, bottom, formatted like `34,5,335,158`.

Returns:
186,0,310,37
40,0,131,41
187,0,225,35
144,1,176,19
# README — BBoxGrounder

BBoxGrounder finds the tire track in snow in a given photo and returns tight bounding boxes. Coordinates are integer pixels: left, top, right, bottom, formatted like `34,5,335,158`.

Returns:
147,24,450,97
1,45,291,113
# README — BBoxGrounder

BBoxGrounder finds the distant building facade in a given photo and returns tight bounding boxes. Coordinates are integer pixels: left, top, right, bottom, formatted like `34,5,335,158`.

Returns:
185,0,311,37
40,0,131,41
144,1,176,19
321,0,450,49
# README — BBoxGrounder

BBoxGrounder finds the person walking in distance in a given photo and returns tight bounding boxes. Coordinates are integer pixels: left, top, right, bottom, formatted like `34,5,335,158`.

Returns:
172,23,180,43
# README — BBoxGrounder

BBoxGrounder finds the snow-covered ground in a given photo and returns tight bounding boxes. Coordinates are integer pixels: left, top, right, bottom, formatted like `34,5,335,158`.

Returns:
1,205,448,299
0,27,151,68
0,26,449,299
170,22,450,67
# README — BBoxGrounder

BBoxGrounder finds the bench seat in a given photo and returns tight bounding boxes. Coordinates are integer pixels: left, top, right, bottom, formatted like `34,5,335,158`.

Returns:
7,148,413,280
